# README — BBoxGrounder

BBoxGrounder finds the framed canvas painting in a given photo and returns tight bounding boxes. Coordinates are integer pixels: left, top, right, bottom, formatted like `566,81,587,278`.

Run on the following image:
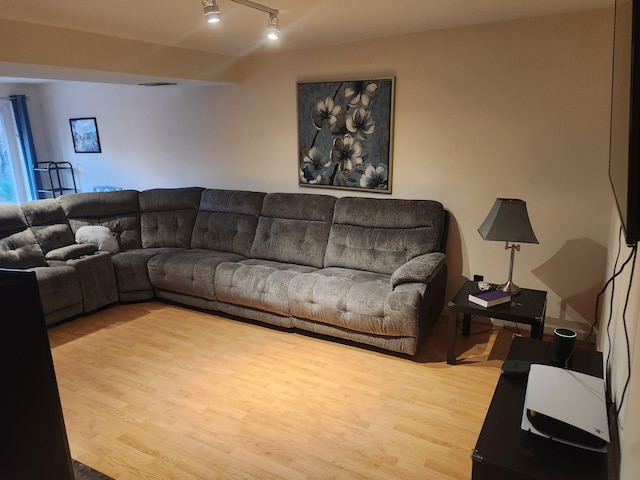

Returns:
297,78,394,193
69,117,101,153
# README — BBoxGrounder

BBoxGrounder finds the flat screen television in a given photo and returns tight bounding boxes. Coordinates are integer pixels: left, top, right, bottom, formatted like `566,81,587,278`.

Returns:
610,0,640,246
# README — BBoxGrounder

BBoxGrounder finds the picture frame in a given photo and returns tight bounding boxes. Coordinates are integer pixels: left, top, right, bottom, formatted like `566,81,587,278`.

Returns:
297,78,394,193
69,117,101,153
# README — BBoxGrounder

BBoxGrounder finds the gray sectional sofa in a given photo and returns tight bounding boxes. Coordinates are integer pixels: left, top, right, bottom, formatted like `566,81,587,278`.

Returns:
0,188,448,356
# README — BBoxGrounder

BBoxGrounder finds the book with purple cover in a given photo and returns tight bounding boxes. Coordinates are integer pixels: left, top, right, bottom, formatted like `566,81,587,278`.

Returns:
468,289,511,308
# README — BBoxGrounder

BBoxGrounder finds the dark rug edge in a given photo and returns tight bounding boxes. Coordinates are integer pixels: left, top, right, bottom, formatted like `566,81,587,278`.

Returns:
72,459,114,480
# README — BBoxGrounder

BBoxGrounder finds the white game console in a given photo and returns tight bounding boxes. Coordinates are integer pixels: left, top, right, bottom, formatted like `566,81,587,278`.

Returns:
521,364,610,452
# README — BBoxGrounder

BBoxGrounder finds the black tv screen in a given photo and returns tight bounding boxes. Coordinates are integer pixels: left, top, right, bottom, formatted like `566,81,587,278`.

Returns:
610,0,640,246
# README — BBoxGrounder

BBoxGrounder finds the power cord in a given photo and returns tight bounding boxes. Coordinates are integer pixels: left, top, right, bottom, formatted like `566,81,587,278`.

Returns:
615,246,636,416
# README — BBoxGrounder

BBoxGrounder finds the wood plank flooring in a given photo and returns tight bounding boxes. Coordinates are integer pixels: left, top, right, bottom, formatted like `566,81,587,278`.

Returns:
48,302,513,480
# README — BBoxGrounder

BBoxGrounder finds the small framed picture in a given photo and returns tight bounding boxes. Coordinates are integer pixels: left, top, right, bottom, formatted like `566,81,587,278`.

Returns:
69,117,101,153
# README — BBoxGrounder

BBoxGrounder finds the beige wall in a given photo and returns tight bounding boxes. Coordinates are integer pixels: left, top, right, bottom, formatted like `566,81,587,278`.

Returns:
11,8,639,477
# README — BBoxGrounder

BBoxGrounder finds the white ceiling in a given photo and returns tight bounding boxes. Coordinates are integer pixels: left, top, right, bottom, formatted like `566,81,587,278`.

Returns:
0,0,612,58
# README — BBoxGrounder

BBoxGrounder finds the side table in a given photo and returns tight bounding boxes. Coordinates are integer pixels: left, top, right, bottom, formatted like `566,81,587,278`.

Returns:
447,281,547,365
471,336,610,480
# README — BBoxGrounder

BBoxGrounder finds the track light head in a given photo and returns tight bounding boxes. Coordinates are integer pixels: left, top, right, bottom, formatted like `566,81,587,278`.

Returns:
203,0,220,23
267,13,280,40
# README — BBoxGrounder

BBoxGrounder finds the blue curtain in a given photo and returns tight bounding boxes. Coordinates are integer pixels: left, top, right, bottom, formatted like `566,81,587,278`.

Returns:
9,95,40,199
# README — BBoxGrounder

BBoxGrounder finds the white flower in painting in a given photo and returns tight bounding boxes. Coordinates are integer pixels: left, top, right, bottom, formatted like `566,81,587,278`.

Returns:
360,163,388,189
346,107,375,140
311,97,342,130
344,81,379,107
331,135,363,173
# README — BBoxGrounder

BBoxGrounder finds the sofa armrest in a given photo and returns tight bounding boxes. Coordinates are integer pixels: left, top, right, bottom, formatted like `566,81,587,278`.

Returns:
390,252,446,288
45,243,98,261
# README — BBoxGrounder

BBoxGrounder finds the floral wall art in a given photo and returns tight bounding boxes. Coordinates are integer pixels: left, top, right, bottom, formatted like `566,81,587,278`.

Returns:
297,78,394,192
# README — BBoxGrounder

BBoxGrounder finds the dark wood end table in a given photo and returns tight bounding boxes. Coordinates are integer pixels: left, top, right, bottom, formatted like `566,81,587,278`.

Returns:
447,280,547,365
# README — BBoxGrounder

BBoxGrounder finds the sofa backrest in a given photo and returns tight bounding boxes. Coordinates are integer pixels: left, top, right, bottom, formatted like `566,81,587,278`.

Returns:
139,187,204,248
21,199,75,253
325,197,446,275
251,193,336,268
59,190,142,251
192,189,266,257
0,204,47,269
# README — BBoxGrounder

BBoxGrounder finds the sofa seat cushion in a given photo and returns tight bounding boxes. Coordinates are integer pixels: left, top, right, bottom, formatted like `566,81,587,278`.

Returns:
215,259,317,317
148,249,245,301
289,267,426,337
111,248,179,300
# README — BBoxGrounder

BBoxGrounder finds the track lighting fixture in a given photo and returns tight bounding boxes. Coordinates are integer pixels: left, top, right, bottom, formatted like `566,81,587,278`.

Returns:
202,0,221,23
266,13,280,40
202,0,280,40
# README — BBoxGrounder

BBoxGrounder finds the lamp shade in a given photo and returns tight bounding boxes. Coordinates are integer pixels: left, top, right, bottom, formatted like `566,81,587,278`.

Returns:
478,198,538,244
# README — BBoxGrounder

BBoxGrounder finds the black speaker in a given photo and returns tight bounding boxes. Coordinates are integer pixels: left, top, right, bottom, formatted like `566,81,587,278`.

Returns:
550,327,577,367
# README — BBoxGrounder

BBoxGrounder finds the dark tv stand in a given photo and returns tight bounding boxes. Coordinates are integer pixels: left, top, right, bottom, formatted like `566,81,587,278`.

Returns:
471,336,614,479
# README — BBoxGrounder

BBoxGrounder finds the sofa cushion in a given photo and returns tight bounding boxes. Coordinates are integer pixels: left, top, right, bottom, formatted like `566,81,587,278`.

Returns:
215,259,317,317
191,189,266,256
139,187,204,248
0,204,46,269
59,190,142,251
250,193,336,268
289,267,425,337
111,248,175,301
75,225,120,254
148,249,245,301
325,197,445,275
21,199,76,253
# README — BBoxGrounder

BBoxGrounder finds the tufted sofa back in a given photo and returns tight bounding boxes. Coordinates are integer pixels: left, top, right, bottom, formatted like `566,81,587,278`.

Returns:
324,197,446,275
21,199,75,253
59,190,142,251
192,189,266,257
0,203,46,269
250,193,336,268
139,187,204,248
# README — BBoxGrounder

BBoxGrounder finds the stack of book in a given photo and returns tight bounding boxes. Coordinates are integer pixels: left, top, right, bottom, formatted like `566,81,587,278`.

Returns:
468,289,511,308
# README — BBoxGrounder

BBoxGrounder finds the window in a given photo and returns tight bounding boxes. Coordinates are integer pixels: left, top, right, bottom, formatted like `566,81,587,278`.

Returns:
0,100,31,203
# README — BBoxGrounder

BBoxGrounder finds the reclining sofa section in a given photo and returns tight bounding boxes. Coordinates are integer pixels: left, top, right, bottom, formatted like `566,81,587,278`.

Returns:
1,187,448,356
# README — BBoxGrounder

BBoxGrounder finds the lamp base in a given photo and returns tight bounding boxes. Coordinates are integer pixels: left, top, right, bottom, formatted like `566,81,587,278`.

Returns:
499,280,521,295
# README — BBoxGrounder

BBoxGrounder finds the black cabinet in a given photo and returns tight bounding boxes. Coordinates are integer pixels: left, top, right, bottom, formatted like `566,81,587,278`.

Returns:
472,337,612,480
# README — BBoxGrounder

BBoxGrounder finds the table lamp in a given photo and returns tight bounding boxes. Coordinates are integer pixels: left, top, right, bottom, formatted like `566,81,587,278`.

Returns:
478,198,538,294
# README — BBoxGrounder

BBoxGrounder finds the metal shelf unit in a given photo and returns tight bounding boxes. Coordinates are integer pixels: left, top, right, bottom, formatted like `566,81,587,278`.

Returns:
34,161,77,198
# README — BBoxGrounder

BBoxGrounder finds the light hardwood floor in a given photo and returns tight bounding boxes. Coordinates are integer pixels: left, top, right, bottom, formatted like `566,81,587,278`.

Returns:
48,302,513,480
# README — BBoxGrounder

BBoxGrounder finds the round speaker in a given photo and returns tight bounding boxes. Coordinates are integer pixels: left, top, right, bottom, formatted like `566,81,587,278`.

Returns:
550,328,577,366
